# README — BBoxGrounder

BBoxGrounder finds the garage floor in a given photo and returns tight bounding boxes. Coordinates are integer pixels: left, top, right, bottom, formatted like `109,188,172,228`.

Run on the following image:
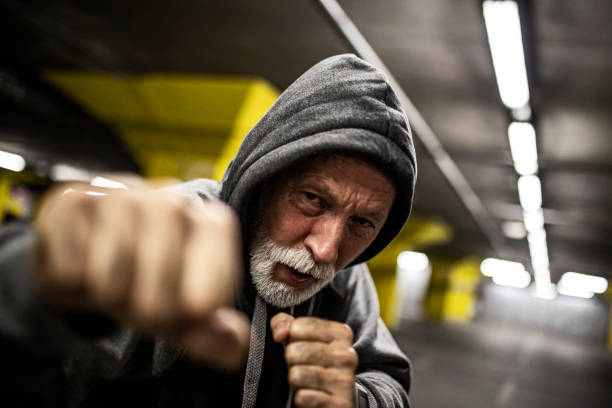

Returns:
394,320,612,408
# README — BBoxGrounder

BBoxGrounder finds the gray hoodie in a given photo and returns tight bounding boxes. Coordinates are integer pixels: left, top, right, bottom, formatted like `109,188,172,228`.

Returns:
0,54,415,407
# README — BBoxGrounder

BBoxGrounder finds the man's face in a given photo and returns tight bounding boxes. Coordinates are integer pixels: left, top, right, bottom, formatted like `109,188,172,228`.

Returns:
249,155,396,307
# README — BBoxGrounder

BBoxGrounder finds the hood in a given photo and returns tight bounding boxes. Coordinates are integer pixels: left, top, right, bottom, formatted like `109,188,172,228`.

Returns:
220,54,417,265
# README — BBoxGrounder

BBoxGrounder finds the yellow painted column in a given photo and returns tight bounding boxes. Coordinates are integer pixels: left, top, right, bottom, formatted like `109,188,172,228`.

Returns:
424,258,452,321
367,262,400,329
441,257,481,323
368,216,453,329
608,300,612,351
0,174,10,224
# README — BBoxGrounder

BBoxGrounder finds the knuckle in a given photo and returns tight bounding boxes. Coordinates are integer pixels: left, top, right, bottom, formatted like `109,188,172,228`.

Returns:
285,341,306,363
340,324,354,342
336,347,358,368
289,366,304,384
294,390,321,407
270,312,290,327
179,290,211,318
207,202,239,231
289,318,309,338
289,365,315,386
285,342,298,362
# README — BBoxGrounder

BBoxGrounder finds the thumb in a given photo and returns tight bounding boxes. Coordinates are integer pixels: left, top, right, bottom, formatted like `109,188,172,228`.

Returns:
270,312,294,344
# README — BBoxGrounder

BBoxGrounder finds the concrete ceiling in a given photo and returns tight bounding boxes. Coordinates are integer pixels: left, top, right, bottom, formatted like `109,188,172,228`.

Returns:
0,0,610,282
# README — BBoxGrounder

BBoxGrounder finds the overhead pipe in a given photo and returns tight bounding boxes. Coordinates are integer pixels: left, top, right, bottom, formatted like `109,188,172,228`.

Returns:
313,0,510,257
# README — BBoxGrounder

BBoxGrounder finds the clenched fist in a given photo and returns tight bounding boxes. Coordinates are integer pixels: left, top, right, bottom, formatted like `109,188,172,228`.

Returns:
271,313,358,408
34,183,250,370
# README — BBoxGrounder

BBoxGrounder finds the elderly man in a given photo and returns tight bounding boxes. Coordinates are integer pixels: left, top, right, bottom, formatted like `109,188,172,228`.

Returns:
0,54,416,407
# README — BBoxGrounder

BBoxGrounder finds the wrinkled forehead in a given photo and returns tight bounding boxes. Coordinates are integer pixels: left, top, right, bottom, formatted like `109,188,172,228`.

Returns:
277,153,397,194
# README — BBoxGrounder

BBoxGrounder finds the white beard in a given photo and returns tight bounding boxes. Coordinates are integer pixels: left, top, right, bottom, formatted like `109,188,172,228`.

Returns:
249,227,336,308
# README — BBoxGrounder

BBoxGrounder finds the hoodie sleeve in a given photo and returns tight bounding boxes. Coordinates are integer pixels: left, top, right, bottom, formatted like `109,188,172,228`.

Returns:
331,263,412,408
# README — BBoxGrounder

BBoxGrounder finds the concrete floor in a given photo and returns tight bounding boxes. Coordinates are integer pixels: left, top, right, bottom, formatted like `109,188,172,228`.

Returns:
394,320,612,408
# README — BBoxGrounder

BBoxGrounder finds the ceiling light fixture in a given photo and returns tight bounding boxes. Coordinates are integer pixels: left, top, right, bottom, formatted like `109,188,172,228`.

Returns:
397,251,430,272
517,175,542,211
559,271,608,294
508,122,538,175
480,257,525,277
522,208,544,232
492,267,531,289
527,228,555,298
0,150,26,172
50,163,92,182
501,220,527,239
557,286,595,299
482,0,530,109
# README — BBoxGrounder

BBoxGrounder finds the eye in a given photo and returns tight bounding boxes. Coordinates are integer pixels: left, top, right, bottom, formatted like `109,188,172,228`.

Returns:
294,190,325,215
304,191,319,201
352,216,375,229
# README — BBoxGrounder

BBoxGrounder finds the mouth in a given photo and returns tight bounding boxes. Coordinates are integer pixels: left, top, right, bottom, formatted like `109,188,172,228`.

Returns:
275,263,315,289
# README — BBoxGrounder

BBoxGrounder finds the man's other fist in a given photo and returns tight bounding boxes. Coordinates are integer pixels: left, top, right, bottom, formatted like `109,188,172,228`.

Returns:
271,313,358,408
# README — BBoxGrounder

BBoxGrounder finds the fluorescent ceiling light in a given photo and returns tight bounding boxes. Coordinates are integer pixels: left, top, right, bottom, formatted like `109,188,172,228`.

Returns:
508,122,538,175
527,228,553,296
483,0,530,109
397,251,430,272
527,228,549,269
511,104,532,121
531,283,557,300
501,220,527,239
492,267,531,288
480,257,525,277
518,175,542,211
0,150,26,172
523,209,544,232
559,272,608,294
51,163,92,182
91,176,127,190
557,286,594,299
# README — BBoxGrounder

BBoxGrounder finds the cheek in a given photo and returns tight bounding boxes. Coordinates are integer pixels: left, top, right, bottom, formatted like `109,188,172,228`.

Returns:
263,205,312,247
336,239,370,269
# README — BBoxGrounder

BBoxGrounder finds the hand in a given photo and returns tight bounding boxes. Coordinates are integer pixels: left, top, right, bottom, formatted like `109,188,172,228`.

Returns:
271,313,358,408
34,183,250,370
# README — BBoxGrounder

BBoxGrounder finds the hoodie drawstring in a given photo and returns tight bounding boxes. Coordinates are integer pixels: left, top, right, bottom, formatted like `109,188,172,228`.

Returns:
241,295,267,408
241,295,317,408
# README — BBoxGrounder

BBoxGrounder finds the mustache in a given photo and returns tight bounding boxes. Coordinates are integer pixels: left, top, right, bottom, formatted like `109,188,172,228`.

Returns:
250,229,335,281
270,246,335,280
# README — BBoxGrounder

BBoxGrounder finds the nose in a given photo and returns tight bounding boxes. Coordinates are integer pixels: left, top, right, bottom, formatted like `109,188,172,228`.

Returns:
304,216,344,266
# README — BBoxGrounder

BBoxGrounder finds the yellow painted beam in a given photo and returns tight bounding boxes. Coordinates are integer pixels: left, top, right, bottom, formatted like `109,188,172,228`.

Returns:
214,80,279,180
45,71,278,180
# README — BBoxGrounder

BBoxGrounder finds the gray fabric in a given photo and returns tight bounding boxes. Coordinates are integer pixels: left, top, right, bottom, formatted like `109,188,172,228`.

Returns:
241,295,267,408
220,53,417,265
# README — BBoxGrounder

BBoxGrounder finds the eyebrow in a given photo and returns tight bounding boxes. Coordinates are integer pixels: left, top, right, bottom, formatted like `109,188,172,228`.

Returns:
292,176,393,223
